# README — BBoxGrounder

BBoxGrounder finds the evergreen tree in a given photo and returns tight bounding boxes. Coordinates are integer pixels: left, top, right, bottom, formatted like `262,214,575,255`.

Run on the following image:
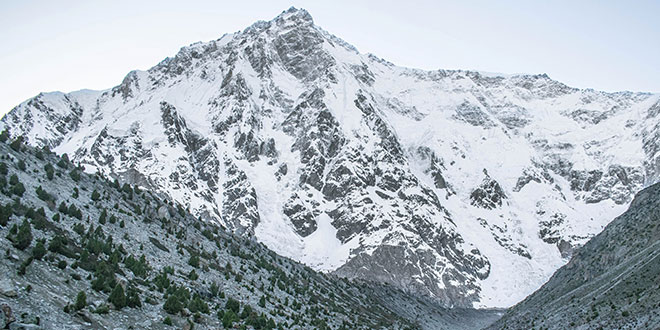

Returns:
222,310,238,328
126,286,142,308
91,189,101,201
188,254,200,268
99,209,107,224
17,159,26,171
14,219,32,250
0,203,11,226
32,240,46,260
9,137,23,152
69,170,81,182
58,202,68,214
109,284,126,309
188,294,209,314
75,291,87,311
9,174,18,185
225,297,240,314
44,163,54,180
210,282,219,297
11,182,25,197
163,294,183,315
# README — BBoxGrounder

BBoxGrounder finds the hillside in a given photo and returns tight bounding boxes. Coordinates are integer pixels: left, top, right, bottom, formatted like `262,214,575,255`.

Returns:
0,134,502,329
490,182,660,329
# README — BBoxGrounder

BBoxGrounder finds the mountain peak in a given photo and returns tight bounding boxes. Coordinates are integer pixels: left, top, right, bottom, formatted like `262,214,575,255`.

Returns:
273,6,314,27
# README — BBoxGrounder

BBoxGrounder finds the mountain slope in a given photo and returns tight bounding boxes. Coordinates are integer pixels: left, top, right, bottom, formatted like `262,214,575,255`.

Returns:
2,7,660,308
489,182,660,329
0,135,505,329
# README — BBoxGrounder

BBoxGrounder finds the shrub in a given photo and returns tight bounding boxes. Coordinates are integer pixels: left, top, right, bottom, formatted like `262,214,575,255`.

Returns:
163,316,173,326
93,304,109,314
18,257,33,275
36,186,54,202
17,160,26,171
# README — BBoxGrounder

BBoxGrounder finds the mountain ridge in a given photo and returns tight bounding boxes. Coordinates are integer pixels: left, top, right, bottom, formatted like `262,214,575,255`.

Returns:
2,7,659,308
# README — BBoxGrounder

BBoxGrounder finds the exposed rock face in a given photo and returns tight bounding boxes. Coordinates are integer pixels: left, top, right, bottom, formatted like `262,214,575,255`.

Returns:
471,171,507,209
490,183,660,329
1,7,659,308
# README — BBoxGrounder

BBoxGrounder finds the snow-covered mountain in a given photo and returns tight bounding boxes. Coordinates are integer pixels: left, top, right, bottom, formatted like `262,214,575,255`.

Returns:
3,7,659,308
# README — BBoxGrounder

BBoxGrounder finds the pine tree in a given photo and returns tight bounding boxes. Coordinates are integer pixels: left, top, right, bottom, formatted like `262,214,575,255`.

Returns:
0,203,11,226
188,254,200,268
99,209,107,224
44,163,54,180
109,284,126,309
225,297,240,314
9,137,23,152
69,170,81,182
222,310,238,328
11,182,25,197
75,291,87,311
14,219,32,250
32,240,46,260
126,286,142,308
91,189,101,201
163,294,183,315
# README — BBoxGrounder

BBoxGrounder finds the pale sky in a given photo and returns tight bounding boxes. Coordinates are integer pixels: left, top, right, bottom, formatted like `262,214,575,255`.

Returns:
1,0,659,116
